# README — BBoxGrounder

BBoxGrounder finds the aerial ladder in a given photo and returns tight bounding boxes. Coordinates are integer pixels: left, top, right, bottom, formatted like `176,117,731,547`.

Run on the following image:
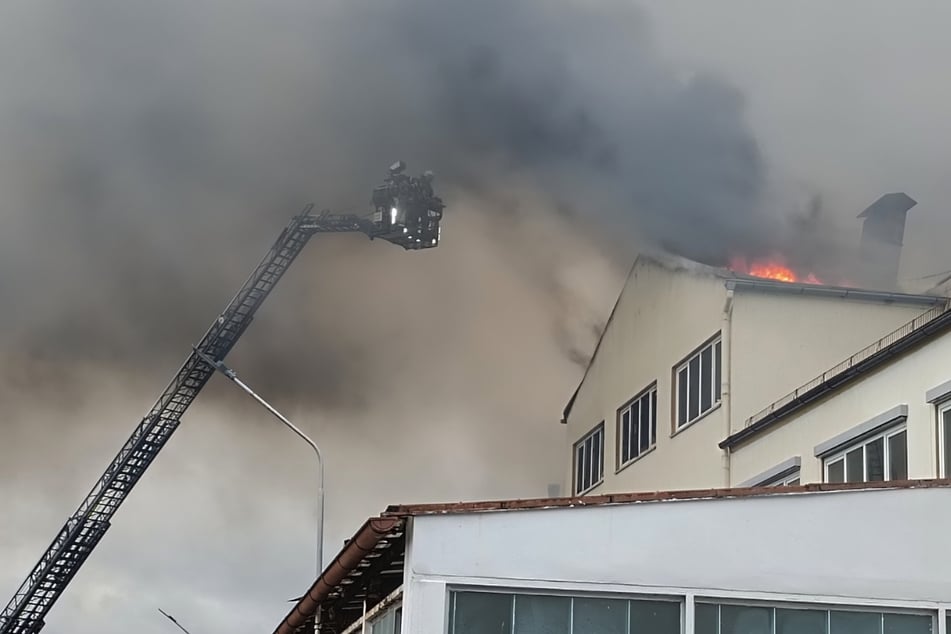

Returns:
0,162,444,634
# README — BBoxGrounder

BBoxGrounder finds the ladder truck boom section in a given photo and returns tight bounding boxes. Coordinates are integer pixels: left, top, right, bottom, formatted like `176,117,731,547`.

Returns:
0,164,444,634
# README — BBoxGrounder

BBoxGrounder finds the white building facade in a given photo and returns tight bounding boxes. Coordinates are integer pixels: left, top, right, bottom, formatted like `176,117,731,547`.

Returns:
562,255,949,495
277,482,951,634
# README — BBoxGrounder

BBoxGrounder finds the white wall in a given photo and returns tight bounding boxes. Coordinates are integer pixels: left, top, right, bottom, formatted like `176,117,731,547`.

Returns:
729,291,928,429
564,258,726,494
731,328,951,486
401,487,951,633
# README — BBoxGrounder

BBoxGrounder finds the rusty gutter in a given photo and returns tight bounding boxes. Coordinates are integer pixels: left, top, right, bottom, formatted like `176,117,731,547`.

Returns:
273,516,402,634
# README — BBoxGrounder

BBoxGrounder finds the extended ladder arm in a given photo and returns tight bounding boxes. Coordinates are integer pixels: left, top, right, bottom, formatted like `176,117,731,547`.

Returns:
0,206,387,634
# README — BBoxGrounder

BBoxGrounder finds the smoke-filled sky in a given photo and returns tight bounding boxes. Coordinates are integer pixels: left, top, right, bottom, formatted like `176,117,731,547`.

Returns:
2,1,951,633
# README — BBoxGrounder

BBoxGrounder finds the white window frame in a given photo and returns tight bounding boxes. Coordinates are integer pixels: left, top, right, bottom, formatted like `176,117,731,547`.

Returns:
573,422,604,495
617,384,657,470
823,424,907,484
939,402,951,479
674,335,722,431
764,472,800,487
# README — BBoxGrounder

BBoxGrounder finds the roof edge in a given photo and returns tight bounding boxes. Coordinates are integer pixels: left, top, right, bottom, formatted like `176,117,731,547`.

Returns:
726,278,945,306
273,516,402,634
382,478,951,518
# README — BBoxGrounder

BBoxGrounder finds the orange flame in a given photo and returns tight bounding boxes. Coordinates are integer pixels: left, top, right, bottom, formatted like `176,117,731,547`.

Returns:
729,256,822,285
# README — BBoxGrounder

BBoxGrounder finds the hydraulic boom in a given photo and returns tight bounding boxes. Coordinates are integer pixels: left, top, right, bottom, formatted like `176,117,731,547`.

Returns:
0,165,444,634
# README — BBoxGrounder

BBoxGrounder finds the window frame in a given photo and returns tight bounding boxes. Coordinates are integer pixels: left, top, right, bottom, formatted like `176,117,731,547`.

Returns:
762,471,801,487
939,402,951,479
616,383,658,471
673,334,722,432
823,424,907,484
573,421,605,495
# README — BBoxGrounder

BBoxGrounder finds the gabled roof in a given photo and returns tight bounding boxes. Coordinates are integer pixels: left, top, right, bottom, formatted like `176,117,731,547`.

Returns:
561,252,945,422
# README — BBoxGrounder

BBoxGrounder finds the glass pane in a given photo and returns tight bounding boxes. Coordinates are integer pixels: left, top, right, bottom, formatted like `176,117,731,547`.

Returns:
830,610,881,634
677,368,688,427
651,390,657,444
629,600,680,634
943,410,951,477
777,607,828,634
631,408,641,460
700,346,713,413
591,432,602,486
883,613,931,634
866,437,885,481
846,447,865,483
372,610,395,634
394,607,402,634
639,396,651,451
827,459,845,484
721,604,772,634
695,603,719,634
888,431,908,480
513,594,570,634
787,478,800,486
575,445,585,494
715,341,722,402
621,410,631,464
689,356,701,421
451,592,512,634
572,597,626,634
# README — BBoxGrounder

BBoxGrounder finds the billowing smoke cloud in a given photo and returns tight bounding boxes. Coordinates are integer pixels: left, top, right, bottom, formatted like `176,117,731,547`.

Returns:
0,1,786,632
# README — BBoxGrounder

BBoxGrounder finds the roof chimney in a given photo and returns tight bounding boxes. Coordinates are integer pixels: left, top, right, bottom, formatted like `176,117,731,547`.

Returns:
857,192,916,289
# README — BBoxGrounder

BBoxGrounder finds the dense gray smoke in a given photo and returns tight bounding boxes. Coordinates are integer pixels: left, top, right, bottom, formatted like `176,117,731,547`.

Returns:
0,1,794,632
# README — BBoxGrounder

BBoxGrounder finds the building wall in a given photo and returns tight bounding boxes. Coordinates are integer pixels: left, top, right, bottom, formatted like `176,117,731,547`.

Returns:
563,258,727,494
729,291,928,431
564,254,938,496
400,488,951,633
731,328,951,486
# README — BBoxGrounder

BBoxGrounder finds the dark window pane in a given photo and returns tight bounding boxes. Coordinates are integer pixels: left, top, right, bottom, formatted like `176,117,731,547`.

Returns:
631,408,641,460
846,447,865,483
629,600,680,634
621,410,631,464
715,341,722,402
573,597,626,634
513,594,570,634
677,368,688,427
451,592,512,634
787,478,800,486
943,410,951,477
888,431,908,480
883,613,932,634
575,445,585,494
651,390,657,444
591,432,602,486
777,608,828,634
688,356,701,421
721,605,772,634
866,437,885,481
394,608,402,634
640,396,651,451
830,610,881,634
695,604,719,634
700,345,713,413
828,459,845,483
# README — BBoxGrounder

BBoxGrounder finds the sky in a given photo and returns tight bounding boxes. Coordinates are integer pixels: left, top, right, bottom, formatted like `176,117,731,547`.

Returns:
1,2,951,634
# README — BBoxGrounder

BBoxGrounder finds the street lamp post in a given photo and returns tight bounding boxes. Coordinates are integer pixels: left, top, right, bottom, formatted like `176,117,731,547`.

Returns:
158,609,193,634
194,349,325,631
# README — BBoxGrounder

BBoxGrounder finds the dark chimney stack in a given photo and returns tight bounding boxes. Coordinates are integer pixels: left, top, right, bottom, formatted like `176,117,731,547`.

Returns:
856,192,916,289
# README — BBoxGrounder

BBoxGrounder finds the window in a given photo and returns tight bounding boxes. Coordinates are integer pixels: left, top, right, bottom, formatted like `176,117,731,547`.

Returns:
618,384,657,468
675,336,722,429
448,591,680,634
369,606,402,634
940,404,951,478
696,601,933,634
574,423,604,494
824,425,907,484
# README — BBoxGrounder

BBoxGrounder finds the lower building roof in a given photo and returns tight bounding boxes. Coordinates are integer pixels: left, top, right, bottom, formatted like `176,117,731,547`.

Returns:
272,478,951,634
